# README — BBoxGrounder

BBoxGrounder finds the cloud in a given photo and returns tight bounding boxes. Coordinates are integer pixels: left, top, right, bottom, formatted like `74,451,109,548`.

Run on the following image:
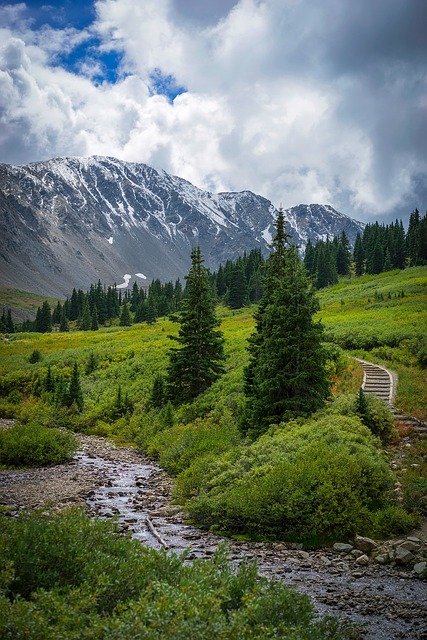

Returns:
0,0,426,222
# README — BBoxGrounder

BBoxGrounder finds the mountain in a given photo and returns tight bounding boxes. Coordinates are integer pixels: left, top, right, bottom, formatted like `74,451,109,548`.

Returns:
0,156,364,297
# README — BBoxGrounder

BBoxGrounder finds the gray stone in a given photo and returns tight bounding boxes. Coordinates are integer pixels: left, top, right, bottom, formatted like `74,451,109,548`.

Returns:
333,543,353,554
413,561,426,576
355,554,370,566
399,540,420,552
395,546,414,565
354,535,378,554
374,553,390,565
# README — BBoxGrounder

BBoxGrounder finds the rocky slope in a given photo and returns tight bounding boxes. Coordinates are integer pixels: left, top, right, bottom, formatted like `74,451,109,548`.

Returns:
0,156,364,297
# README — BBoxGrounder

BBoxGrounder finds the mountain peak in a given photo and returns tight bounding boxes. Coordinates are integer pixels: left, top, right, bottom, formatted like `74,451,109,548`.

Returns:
0,156,364,297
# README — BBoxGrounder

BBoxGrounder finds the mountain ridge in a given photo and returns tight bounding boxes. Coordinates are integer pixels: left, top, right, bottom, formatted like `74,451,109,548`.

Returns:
0,155,365,297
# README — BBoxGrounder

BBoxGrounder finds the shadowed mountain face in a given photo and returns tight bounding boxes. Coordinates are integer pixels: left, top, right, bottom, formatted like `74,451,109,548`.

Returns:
0,156,364,297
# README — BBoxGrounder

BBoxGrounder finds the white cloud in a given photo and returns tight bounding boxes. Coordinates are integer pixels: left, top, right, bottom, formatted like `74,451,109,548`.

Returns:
0,0,426,222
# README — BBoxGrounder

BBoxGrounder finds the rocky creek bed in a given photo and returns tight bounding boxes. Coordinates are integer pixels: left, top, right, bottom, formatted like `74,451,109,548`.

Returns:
1,433,426,640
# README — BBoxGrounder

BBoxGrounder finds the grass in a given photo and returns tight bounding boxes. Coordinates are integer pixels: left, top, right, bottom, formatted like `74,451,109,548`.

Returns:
317,266,427,419
0,286,62,319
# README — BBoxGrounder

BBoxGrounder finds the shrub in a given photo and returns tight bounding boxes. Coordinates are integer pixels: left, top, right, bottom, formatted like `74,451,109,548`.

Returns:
186,416,393,543
326,392,396,444
0,510,354,639
370,506,419,538
0,423,77,467
29,349,42,364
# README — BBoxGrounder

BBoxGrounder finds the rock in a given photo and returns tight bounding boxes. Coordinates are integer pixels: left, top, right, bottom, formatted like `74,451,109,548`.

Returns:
399,540,420,552
406,536,421,543
351,549,365,558
395,546,415,565
319,556,332,566
333,543,353,554
354,535,378,554
355,554,370,566
413,561,426,576
374,554,389,565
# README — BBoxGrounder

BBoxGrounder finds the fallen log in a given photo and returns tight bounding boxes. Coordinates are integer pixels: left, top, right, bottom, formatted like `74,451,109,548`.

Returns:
145,517,169,549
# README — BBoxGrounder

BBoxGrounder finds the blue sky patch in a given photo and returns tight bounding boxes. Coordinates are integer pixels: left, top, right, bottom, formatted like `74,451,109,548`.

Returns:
149,69,187,102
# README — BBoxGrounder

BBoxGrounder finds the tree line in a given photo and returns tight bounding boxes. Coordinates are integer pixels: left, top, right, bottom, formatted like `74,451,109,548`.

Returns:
16,277,184,333
304,209,427,289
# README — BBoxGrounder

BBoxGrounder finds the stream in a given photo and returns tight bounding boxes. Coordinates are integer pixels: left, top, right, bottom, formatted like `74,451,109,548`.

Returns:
78,447,427,640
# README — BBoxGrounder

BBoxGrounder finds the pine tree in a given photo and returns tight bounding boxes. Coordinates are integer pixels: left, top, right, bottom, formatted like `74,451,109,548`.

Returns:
37,301,52,333
85,352,98,374
80,297,92,331
227,261,248,309
150,373,165,408
119,301,132,326
91,304,99,331
243,209,330,437
67,363,83,410
353,232,364,276
44,365,55,393
166,246,225,404
59,306,69,332
52,301,62,325
6,309,14,333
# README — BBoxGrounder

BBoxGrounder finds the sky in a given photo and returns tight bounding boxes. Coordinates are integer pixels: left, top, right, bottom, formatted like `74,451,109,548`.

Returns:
0,0,426,224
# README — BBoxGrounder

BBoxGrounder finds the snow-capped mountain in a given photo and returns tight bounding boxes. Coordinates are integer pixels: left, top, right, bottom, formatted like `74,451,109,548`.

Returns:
0,156,364,297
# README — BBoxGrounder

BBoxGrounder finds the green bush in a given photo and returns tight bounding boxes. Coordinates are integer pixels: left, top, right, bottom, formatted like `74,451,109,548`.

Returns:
370,506,419,538
326,392,396,444
0,510,355,639
0,423,77,467
146,407,241,476
186,415,393,543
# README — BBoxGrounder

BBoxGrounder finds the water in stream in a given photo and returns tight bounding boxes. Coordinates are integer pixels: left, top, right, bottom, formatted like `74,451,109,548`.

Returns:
78,449,427,640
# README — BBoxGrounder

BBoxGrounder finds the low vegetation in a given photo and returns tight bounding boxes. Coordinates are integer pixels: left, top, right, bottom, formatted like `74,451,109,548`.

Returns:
0,509,355,640
0,423,77,468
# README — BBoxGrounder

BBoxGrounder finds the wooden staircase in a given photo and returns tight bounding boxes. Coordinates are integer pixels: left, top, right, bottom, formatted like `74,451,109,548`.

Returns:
355,358,427,436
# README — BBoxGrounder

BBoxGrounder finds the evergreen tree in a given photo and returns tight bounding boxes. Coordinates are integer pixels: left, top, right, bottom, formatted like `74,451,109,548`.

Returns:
227,261,248,309
91,304,99,331
150,373,165,408
67,363,83,410
37,301,52,333
336,231,351,276
69,288,79,321
85,352,98,375
52,301,62,325
79,297,92,331
59,306,69,332
6,309,14,333
44,365,55,393
353,232,364,276
119,301,132,326
243,209,330,437
166,246,225,404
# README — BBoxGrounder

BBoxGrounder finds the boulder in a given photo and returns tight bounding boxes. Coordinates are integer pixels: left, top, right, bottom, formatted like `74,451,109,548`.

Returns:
355,554,370,566
333,543,353,554
399,540,421,552
413,561,426,576
395,546,414,566
354,535,378,554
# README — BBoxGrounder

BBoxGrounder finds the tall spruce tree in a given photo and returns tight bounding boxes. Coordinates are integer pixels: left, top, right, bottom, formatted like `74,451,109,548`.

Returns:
119,301,132,326
166,246,225,404
243,209,330,437
67,363,83,410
